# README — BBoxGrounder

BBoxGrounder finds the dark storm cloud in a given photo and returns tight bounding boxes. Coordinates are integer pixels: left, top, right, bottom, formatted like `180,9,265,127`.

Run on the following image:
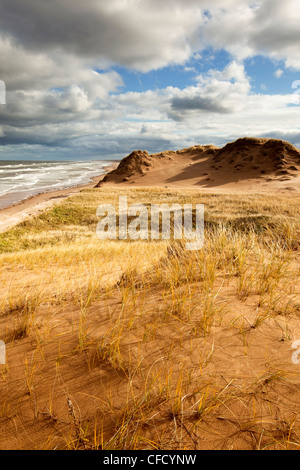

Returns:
171,96,231,114
0,0,204,72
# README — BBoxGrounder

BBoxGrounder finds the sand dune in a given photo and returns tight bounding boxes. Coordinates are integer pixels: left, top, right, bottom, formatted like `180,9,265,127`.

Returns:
97,137,300,193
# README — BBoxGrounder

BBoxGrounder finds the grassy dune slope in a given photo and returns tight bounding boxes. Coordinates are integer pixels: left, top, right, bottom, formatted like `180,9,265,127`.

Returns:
0,187,300,449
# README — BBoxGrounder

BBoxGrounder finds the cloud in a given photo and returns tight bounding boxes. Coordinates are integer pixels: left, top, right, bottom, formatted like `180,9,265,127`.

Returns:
275,69,284,78
1,0,300,160
169,62,251,118
201,0,300,69
1,1,299,72
0,0,205,72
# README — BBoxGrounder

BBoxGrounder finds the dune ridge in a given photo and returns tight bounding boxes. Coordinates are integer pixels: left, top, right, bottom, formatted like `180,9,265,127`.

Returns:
97,137,300,192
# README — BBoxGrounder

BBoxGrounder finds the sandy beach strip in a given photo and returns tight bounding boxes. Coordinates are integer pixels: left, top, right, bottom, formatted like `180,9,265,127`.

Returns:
0,164,118,233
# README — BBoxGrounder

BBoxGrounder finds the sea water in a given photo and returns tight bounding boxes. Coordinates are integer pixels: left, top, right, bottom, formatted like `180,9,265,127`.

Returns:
0,160,113,209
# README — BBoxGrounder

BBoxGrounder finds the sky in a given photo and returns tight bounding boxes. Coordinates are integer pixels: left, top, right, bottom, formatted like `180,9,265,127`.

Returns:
0,0,300,161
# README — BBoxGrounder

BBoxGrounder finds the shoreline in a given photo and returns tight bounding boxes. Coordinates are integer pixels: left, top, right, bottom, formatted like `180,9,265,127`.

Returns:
0,163,118,233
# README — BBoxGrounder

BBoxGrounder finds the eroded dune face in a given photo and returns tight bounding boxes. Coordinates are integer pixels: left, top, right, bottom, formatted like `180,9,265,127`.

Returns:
96,138,300,191
211,138,300,175
96,149,176,184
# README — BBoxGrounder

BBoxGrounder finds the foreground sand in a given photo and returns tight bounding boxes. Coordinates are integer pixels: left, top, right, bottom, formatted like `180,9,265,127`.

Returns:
0,186,299,450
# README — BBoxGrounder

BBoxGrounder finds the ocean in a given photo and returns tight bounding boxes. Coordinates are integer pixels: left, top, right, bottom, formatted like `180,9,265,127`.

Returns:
0,160,113,210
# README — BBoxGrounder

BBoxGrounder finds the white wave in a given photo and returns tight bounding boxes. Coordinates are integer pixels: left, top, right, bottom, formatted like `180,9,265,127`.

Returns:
0,160,110,209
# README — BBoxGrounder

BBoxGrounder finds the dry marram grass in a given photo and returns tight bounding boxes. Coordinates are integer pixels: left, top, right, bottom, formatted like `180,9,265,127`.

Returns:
0,187,299,449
